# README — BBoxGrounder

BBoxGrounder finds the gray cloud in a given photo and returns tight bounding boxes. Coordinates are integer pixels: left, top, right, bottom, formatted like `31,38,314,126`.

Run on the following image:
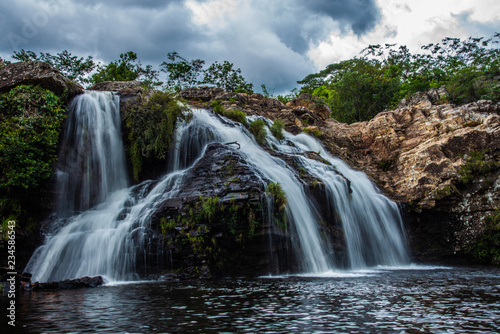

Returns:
0,0,382,93
307,0,381,35
451,10,500,37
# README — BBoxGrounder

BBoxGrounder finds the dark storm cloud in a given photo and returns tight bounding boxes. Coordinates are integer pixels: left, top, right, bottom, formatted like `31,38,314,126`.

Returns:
264,0,381,54
0,0,383,92
307,0,381,35
81,0,180,9
0,0,200,62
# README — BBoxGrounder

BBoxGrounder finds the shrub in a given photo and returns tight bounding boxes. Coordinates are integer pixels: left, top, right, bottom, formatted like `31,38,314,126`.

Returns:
124,91,190,181
249,119,267,145
270,119,285,140
225,109,247,125
209,100,225,114
457,151,498,185
160,218,177,236
0,85,66,190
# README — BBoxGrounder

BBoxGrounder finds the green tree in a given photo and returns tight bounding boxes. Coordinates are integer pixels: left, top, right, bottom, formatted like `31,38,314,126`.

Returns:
90,51,142,84
307,58,399,123
12,49,96,85
201,60,253,93
160,51,205,91
298,33,500,123
91,51,162,88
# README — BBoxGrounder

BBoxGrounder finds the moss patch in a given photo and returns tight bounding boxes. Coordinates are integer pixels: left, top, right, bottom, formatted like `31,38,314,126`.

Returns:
124,91,190,181
467,210,500,265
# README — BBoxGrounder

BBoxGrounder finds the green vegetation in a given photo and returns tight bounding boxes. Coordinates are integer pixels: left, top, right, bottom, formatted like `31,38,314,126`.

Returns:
298,34,500,123
249,119,267,145
200,60,253,93
8,49,252,93
270,119,285,140
0,85,66,239
124,91,190,181
261,84,299,104
302,127,323,138
225,109,248,125
208,100,247,125
201,196,221,223
267,182,288,230
457,151,499,185
90,51,162,89
160,51,205,91
160,218,177,236
156,195,262,263
209,100,225,114
160,52,253,93
12,49,96,85
468,210,500,265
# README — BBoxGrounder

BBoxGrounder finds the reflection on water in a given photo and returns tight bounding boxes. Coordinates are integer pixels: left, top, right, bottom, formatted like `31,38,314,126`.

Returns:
3,266,500,333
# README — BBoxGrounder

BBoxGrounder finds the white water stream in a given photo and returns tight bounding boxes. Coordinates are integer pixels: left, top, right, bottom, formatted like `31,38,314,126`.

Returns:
25,92,409,282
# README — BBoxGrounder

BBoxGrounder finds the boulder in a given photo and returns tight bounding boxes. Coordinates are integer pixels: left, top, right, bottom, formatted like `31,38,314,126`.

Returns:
0,61,84,97
88,80,140,92
286,93,331,120
138,143,299,278
180,86,225,102
32,276,104,289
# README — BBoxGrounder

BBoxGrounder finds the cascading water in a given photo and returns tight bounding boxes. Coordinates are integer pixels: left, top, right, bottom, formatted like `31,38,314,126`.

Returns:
264,127,409,268
25,95,409,283
55,91,128,215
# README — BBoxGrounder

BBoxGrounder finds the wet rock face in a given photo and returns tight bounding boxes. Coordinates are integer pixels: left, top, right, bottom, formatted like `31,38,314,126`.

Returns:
0,61,84,98
138,143,298,279
31,276,104,289
180,87,500,264
321,96,500,263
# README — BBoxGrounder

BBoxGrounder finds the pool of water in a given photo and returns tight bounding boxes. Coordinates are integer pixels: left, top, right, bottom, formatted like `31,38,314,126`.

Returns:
2,266,500,333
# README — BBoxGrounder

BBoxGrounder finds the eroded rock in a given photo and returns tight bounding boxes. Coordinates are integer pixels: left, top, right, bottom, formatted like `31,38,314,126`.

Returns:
0,61,84,98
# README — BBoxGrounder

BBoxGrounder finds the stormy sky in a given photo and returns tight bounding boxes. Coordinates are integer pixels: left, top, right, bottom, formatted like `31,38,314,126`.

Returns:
1,0,499,94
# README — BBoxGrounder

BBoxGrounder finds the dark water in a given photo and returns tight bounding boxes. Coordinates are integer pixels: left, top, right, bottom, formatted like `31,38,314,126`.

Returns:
2,266,500,333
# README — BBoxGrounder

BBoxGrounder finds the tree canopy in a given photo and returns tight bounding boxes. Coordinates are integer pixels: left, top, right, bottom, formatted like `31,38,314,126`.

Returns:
298,33,500,123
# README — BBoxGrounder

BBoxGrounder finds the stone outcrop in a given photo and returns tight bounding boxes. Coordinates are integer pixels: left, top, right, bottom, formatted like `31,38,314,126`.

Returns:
0,61,84,98
138,143,297,279
88,80,152,106
32,276,104,289
334,97,499,262
181,87,500,264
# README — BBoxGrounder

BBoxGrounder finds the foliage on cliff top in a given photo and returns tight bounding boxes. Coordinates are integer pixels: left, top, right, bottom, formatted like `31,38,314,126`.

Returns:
298,33,500,123
0,85,66,190
9,49,253,93
0,85,66,238
124,91,190,181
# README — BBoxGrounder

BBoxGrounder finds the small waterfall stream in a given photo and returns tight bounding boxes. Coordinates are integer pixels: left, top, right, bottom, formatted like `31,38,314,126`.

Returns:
25,92,409,282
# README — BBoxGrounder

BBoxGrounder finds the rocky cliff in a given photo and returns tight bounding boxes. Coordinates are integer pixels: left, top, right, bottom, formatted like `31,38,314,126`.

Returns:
2,59,499,278
180,86,500,264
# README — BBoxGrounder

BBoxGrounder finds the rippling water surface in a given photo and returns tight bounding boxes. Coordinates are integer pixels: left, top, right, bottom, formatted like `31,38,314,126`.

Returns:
4,266,500,333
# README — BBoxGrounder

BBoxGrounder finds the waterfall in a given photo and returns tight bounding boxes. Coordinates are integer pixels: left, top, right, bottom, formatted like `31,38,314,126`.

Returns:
25,96,409,283
55,91,128,215
265,129,409,268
